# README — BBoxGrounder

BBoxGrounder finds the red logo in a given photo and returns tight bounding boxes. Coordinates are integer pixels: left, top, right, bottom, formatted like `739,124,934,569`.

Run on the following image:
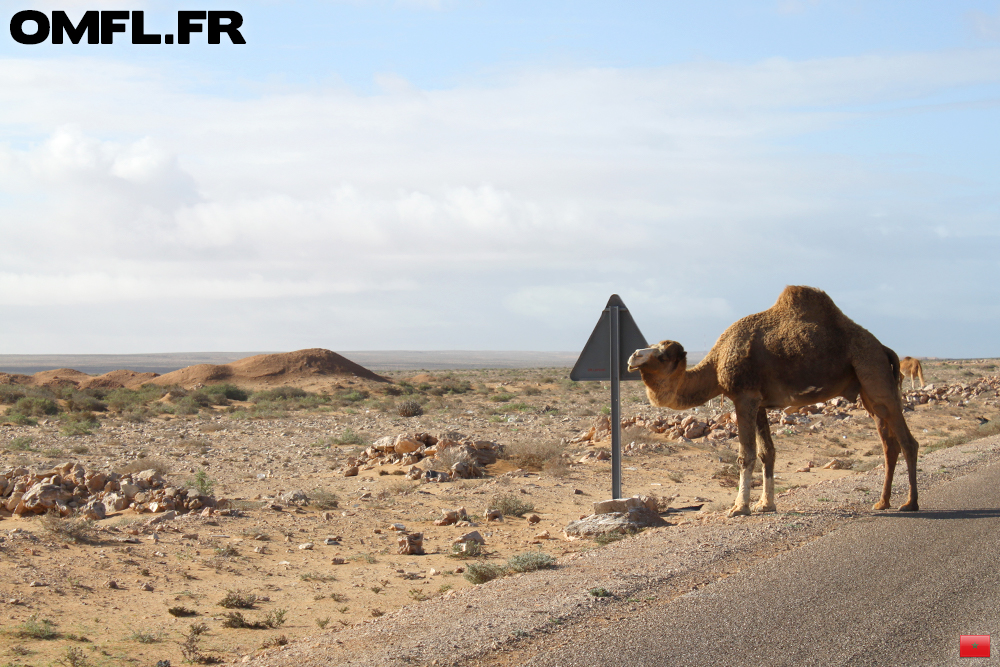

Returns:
960,635,990,658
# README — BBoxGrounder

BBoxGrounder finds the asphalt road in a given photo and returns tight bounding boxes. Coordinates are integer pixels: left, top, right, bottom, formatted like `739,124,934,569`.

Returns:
524,462,1000,667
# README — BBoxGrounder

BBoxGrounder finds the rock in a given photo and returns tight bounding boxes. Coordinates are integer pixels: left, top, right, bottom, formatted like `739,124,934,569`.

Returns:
525,514,541,524
434,510,460,526
85,472,107,493
332,557,346,565
388,523,406,531
535,530,551,539
593,495,656,515
397,532,424,555
5,491,24,513
298,543,314,550
394,436,422,454
453,531,484,545
484,509,503,522
450,460,481,479
20,483,67,514
103,493,128,512
683,422,708,439
119,482,140,499
564,506,668,537
595,450,611,461
135,469,164,487
81,501,106,521
281,489,309,504
342,466,359,478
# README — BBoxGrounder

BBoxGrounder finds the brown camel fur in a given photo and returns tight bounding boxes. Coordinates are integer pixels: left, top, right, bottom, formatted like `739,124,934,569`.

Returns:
899,356,926,390
627,285,919,517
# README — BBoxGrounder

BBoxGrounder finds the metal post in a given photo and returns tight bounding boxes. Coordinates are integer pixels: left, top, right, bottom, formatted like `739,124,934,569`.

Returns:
609,304,622,500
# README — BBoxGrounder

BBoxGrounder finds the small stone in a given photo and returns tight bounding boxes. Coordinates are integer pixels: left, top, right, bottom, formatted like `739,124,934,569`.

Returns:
452,531,484,545
298,543,314,550
28,581,47,587
139,582,154,591
105,580,120,589
525,514,541,524
332,557,346,565
397,532,424,555
343,466,360,477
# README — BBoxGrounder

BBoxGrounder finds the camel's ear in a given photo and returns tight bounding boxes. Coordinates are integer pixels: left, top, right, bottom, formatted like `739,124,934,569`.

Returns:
655,340,687,373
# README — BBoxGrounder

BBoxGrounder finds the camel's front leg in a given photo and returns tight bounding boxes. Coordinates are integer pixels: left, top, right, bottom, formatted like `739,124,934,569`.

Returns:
729,398,760,518
752,407,777,513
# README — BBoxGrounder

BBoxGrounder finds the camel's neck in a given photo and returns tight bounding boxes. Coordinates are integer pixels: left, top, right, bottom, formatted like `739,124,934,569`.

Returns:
643,359,721,410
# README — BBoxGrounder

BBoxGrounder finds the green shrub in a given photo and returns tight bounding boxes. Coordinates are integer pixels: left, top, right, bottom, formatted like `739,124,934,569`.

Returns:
218,589,257,609
12,615,59,639
251,387,307,402
201,383,250,401
507,551,555,573
65,392,107,413
332,428,366,446
13,396,58,416
8,436,34,451
489,493,535,517
464,562,507,585
491,393,515,403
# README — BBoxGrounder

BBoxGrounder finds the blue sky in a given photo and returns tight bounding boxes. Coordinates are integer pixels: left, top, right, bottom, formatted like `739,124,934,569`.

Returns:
1,1,999,357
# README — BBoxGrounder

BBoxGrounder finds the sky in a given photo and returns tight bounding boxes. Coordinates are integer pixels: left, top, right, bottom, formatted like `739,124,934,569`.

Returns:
1,1,999,357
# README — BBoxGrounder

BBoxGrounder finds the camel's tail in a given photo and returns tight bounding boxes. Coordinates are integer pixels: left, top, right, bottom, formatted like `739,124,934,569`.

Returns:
882,345,905,406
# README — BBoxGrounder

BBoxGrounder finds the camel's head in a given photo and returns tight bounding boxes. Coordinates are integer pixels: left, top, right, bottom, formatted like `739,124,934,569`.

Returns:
627,340,687,375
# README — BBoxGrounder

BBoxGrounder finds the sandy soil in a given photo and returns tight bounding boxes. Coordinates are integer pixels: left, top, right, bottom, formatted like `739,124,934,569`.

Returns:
0,357,997,667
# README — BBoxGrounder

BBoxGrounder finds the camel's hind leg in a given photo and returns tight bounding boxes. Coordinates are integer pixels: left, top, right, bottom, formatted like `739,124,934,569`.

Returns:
753,407,777,513
861,392,920,512
729,397,761,518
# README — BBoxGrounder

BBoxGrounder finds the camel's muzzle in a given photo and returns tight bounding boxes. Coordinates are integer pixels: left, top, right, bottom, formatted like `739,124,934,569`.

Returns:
627,348,656,372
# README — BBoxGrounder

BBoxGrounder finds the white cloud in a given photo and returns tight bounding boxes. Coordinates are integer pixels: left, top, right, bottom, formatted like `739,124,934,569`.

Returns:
1,49,998,351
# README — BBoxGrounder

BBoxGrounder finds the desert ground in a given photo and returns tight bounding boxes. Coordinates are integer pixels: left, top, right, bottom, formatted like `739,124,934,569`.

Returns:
1,350,998,667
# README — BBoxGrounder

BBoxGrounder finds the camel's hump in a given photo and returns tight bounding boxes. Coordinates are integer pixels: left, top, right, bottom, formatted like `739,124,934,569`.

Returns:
772,285,843,319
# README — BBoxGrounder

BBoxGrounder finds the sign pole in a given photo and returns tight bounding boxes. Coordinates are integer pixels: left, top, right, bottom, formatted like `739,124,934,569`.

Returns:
569,294,647,503
609,303,622,500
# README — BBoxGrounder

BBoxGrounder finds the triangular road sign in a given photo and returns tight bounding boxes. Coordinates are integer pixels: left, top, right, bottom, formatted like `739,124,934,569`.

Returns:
570,295,649,382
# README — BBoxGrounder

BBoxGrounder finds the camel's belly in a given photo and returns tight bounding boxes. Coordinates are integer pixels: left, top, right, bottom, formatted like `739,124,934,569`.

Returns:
760,376,859,409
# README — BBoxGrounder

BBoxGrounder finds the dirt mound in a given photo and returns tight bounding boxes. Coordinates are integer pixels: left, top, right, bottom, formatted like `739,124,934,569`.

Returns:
31,368,92,388
81,369,160,390
0,372,32,386
150,348,388,389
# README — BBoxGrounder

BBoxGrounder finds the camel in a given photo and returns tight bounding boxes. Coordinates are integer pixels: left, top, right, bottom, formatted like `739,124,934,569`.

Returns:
627,285,919,517
899,356,926,390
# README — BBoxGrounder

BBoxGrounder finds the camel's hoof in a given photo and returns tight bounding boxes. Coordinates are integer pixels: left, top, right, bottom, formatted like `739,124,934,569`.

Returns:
753,503,777,514
872,501,891,511
898,502,919,512
727,506,750,518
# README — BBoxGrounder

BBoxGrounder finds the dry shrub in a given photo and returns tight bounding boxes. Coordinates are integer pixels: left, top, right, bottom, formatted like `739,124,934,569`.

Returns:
39,512,96,545
503,439,563,469
396,400,423,417
622,425,659,446
429,445,471,471
116,457,171,476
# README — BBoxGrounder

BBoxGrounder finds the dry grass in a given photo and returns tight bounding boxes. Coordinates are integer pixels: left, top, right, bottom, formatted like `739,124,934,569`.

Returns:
503,439,563,469
116,456,171,476
39,513,96,545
